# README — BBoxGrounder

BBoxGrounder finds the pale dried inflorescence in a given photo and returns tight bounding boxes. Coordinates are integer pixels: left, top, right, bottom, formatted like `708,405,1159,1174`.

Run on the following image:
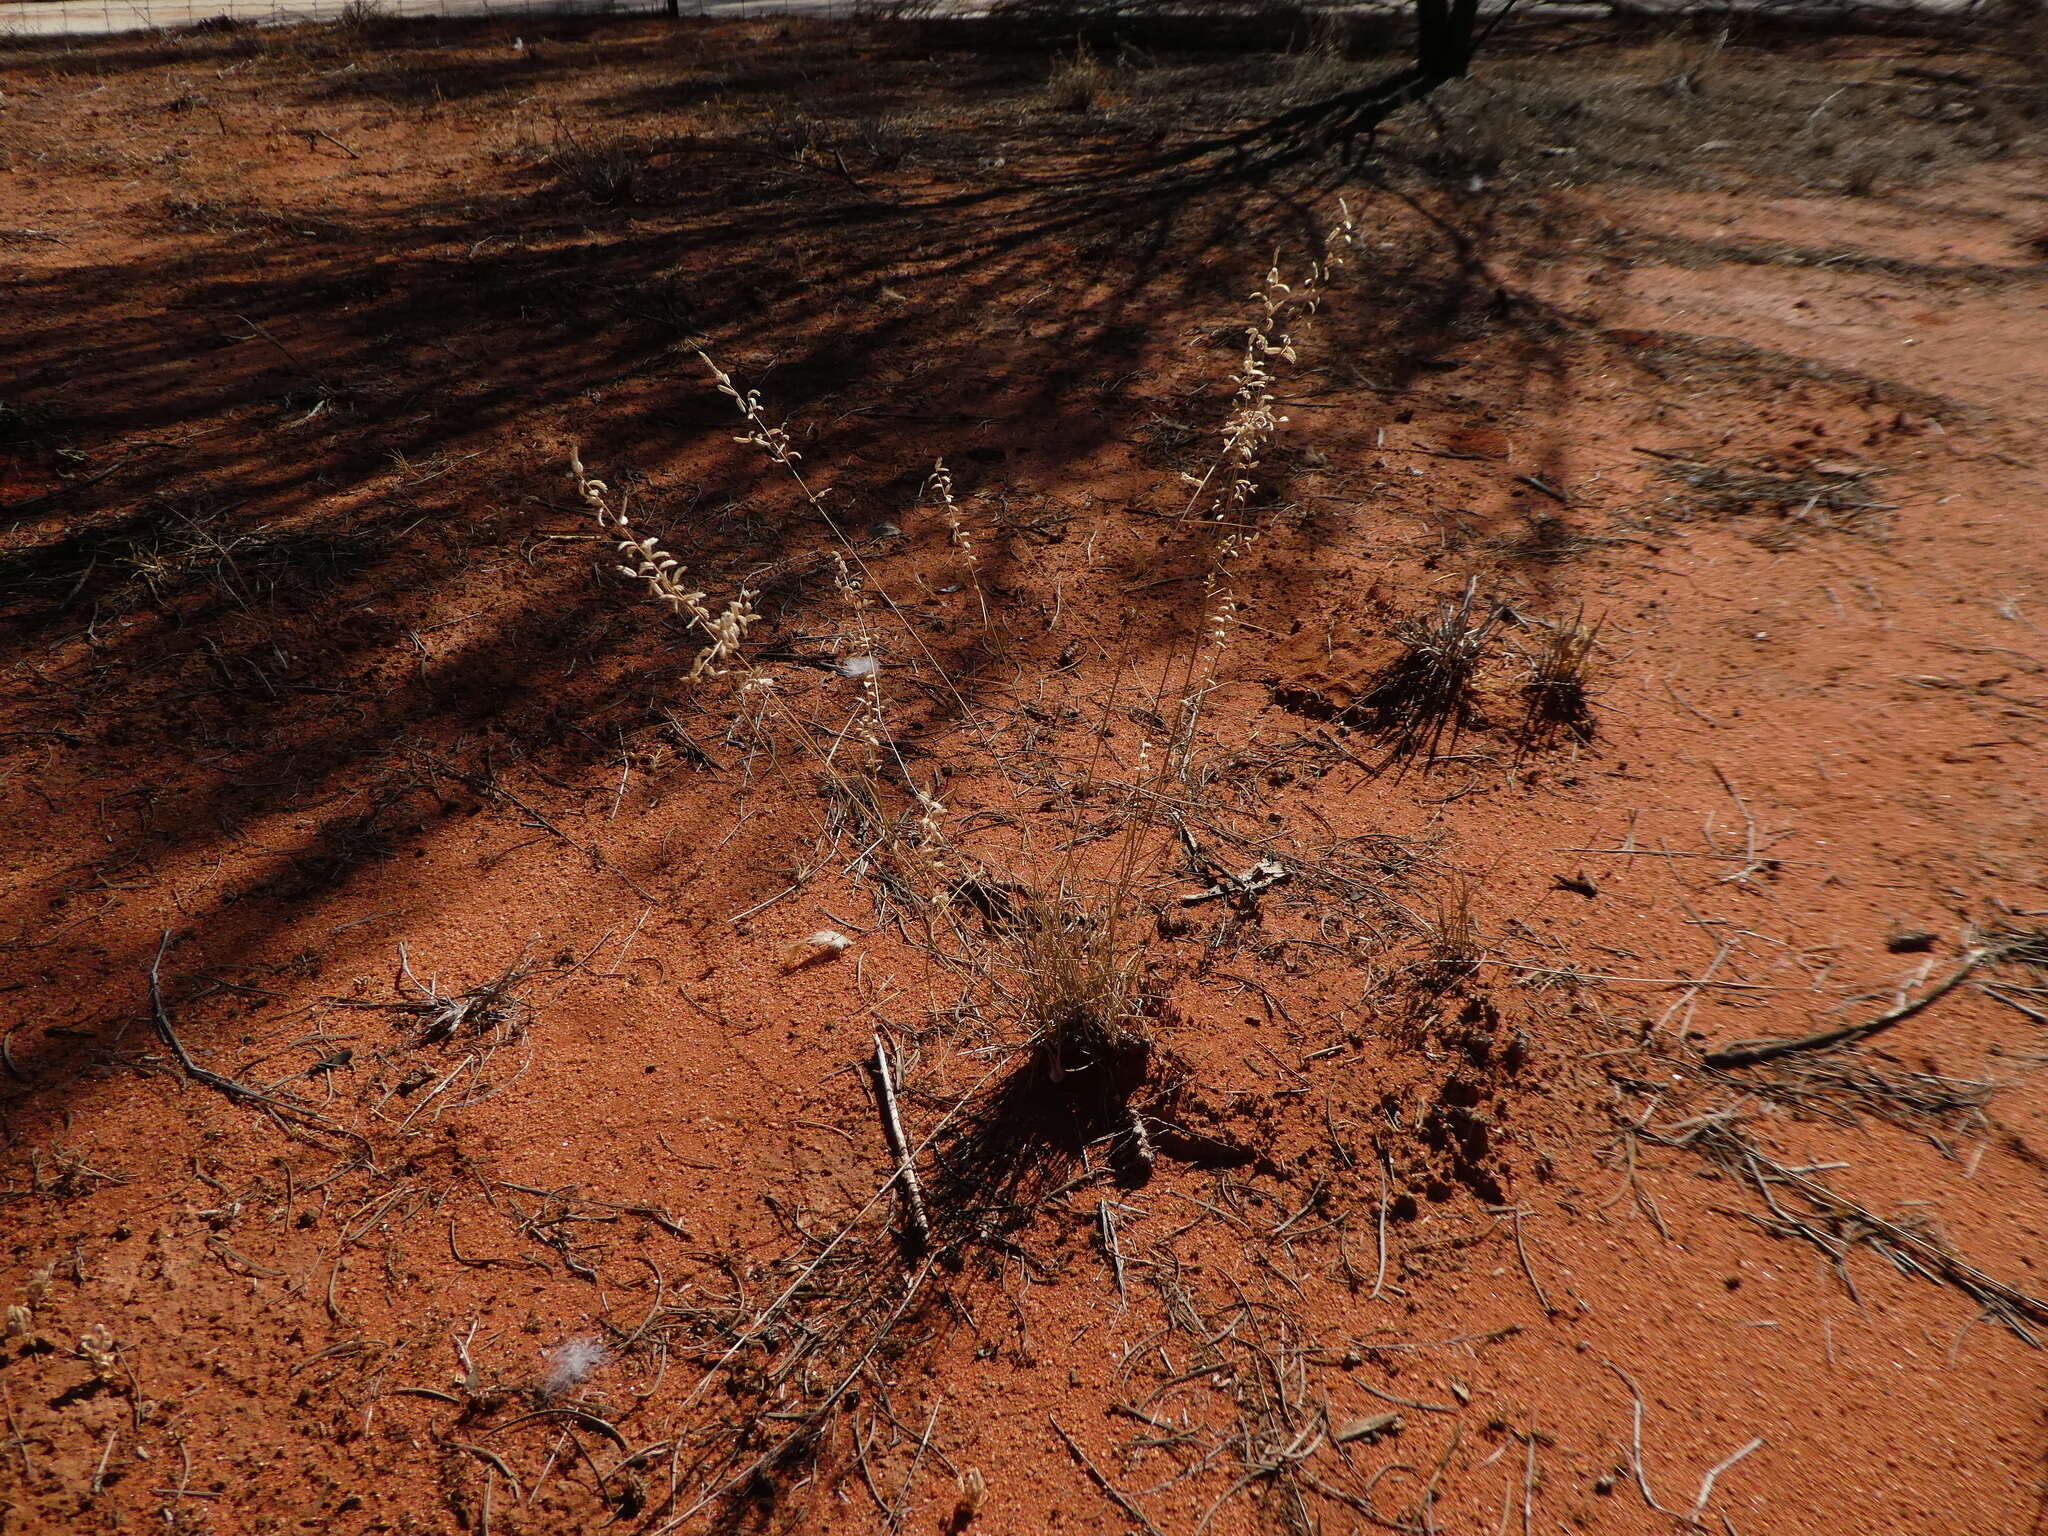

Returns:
827,551,888,760
1187,291,1291,523
910,784,952,886
1164,201,1358,774
700,351,801,467
953,1467,988,1529
1202,527,1258,650
76,1323,119,1381
572,448,759,679
1179,199,1356,524
913,790,946,846
694,351,914,774
925,457,971,564
923,455,989,630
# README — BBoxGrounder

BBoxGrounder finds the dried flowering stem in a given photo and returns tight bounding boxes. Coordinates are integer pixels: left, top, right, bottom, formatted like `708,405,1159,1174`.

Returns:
926,457,969,560
1176,307,1290,524
692,348,982,739
696,350,885,698
1202,528,1257,650
826,551,888,767
701,353,803,470
1177,200,1356,524
694,351,972,882
923,456,988,629
571,447,759,680
1157,525,1260,768
1157,201,1358,778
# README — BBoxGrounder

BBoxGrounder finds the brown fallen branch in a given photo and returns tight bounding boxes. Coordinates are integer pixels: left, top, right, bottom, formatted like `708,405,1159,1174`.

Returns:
484,1407,630,1453
304,127,361,159
1703,949,1987,1069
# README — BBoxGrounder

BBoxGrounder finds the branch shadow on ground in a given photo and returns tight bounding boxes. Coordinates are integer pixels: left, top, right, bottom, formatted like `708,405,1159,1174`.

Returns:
0,10,1572,1187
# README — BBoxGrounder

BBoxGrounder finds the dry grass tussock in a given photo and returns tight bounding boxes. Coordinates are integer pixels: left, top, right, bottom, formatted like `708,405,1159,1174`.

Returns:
1518,605,1601,746
549,188,1573,1526
1046,43,1116,113
559,188,1456,1092
1356,576,1500,766
545,124,641,206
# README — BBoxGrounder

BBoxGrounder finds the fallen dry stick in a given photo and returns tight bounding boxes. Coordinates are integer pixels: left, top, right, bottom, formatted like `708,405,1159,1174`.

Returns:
871,1033,930,1252
1049,1415,1166,1536
1703,948,1987,1069
147,931,368,1149
1601,1360,1765,1523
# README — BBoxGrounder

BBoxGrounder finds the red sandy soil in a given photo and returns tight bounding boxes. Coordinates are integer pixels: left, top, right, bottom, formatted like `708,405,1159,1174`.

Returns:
3,13,2047,1536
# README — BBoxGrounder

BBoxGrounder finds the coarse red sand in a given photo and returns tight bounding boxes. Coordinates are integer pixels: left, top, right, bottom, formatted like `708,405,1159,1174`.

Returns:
3,15,2046,1535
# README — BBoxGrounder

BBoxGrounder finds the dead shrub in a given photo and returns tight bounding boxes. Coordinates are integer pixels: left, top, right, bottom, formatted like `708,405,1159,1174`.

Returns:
335,0,400,42
849,115,910,171
547,126,638,206
761,113,825,162
1046,44,1113,113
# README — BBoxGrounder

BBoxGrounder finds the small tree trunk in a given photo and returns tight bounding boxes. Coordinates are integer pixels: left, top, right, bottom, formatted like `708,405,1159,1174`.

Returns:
1416,0,1482,80
1181,0,1495,165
